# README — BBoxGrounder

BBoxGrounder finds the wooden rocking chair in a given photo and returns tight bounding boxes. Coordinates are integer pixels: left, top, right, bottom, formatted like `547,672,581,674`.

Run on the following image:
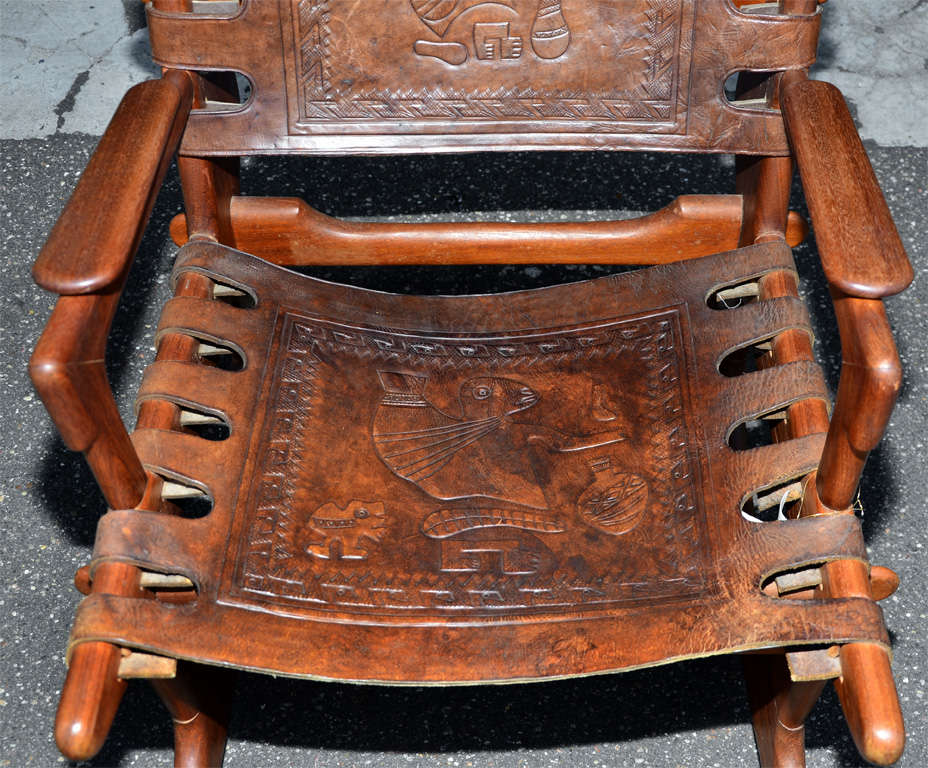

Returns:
31,0,913,765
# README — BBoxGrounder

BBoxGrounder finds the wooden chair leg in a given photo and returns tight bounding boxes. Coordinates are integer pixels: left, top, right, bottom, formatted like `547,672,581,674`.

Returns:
54,640,129,761
736,149,815,768
54,561,144,761
151,662,233,768
823,559,905,765
743,655,826,768
177,155,239,246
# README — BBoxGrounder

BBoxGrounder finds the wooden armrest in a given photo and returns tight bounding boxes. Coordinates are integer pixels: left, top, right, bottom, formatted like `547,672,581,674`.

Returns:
30,292,150,511
33,70,194,294
817,293,903,510
780,74,913,298
31,70,193,511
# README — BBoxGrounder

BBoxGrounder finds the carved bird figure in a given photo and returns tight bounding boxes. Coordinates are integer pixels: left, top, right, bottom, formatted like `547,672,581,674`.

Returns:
373,371,549,508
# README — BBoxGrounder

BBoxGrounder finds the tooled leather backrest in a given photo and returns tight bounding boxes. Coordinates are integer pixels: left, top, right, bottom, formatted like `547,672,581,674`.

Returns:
148,0,820,156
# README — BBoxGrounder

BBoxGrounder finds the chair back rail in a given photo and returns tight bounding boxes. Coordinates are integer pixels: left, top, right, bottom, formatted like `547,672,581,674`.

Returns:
147,0,820,156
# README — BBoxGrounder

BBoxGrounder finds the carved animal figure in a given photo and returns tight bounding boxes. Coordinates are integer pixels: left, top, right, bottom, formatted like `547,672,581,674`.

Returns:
374,372,548,507
373,372,626,508
305,500,388,560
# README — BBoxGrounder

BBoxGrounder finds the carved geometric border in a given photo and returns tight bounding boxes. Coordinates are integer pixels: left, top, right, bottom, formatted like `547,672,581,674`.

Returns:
293,0,683,124
237,319,323,597
229,307,705,617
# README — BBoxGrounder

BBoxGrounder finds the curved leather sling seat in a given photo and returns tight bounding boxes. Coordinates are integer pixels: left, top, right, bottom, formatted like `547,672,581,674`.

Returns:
82,241,885,682
30,1,913,766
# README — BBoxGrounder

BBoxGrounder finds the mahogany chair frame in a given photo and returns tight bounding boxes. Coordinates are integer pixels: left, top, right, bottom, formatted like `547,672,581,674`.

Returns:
30,1,912,766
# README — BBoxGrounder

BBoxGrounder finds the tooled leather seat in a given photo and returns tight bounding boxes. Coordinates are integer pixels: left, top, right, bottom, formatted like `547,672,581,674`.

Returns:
82,240,885,683
30,0,913,766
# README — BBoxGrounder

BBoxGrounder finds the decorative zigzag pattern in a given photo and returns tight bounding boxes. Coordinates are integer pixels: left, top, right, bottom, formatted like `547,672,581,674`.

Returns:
289,316,636,367
641,318,702,587
241,320,323,589
296,0,331,117
303,88,675,122
242,566,697,610
642,0,679,101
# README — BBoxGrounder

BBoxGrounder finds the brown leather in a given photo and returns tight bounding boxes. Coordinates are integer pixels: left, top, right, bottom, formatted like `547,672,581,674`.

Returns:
71,239,888,683
147,0,820,156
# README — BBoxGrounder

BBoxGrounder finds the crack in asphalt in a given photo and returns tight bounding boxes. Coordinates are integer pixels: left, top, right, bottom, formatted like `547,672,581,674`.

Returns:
35,5,134,135
898,0,927,17
0,33,29,46
52,70,90,132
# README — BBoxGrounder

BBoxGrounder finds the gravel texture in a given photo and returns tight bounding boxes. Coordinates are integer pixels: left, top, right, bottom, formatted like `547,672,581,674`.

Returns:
1,0,926,765
1,139,925,768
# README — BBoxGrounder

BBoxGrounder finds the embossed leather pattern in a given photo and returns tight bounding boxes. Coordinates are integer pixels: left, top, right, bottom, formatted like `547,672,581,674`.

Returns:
76,241,888,684
146,0,820,156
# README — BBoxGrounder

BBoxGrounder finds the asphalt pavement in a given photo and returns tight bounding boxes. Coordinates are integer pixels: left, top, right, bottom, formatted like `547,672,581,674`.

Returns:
1,2,925,766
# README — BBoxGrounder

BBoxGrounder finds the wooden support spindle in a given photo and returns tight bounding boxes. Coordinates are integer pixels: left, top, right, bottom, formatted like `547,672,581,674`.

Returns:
735,97,828,761
151,663,232,768
136,86,240,765
169,194,808,267
55,562,143,760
